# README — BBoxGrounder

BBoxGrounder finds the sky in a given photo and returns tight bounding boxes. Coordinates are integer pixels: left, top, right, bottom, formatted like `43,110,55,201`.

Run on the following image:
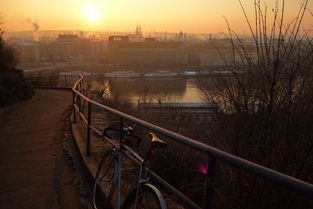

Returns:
1,0,312,34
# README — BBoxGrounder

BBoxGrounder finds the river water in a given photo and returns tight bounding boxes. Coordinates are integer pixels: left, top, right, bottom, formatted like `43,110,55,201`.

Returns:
90,77,204,104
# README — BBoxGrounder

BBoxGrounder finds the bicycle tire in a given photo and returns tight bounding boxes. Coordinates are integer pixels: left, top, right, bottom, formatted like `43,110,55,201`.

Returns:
93,150,118,209
122,183,167,209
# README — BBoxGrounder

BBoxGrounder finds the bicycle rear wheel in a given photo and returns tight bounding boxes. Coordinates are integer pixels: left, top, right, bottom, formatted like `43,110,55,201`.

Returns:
122,183,167,209
93,150,117,209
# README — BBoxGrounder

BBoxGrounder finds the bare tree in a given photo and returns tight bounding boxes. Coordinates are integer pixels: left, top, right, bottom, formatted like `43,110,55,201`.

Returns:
198,0,313,208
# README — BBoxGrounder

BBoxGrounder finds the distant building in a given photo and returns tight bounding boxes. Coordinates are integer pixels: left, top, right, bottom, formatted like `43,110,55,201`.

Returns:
188,41,231,66
107,36,188,66
15,42,39,63
188,40,257,66
175,30,190,41
127,25,144,41
37,41,56,63
76,38,104,62
54,35,79,61
15,41,58,63
50,35,105,63
14,33,105,64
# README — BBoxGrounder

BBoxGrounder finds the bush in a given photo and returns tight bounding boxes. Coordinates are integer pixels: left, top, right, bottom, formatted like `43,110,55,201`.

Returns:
0,28,34,107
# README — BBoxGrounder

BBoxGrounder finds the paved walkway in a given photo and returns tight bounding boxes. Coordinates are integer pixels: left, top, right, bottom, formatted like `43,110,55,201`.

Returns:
0,89,84,209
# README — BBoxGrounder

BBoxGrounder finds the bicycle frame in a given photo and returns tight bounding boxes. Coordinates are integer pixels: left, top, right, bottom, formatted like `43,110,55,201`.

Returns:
100,126,166,209
100,127,145,209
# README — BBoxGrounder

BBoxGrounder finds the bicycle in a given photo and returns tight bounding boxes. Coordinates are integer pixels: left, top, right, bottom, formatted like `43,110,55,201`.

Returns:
92,121,168,209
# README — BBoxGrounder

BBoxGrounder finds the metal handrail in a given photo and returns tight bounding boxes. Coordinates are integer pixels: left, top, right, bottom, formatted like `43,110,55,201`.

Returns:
72,75,313,209
24,73,77,89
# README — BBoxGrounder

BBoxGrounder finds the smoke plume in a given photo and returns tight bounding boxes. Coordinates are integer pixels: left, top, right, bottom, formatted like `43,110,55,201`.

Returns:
26,18,40,41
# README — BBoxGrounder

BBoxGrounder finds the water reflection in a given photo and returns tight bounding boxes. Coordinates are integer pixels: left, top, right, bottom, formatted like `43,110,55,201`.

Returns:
91,77,203,103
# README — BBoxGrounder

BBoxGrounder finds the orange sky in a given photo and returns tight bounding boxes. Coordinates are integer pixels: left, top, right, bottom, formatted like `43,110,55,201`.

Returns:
1,0,312,34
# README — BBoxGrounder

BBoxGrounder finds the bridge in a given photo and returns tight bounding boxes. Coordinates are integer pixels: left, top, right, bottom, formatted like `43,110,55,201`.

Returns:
1,73,312,209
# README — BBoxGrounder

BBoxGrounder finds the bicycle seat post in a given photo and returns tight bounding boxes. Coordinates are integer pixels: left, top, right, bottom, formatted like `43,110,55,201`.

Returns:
143,133,167,165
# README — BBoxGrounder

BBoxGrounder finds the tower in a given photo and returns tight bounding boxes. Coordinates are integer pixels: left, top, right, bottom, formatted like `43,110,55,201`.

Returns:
135,25,143,38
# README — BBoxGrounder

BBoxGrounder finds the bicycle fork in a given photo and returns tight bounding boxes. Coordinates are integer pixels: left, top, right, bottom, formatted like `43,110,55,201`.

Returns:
133,163,147,209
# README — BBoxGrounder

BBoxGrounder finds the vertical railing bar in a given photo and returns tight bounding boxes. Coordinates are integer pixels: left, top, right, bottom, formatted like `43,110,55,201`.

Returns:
117,117,124,209
86,102,92,156
77,81,80,92
203,156,217,209
65,74,68,88
82,81,86,104
72,91,76,123
79,81,83,112
82,79,85,95
78,94,82,112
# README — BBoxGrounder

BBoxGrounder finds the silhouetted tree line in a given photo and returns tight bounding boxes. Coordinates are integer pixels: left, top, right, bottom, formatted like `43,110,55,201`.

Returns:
0,28,34,107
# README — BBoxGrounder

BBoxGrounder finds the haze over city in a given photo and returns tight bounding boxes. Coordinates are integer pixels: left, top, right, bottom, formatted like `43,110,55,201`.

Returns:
1,0,313,209
2,0,312,33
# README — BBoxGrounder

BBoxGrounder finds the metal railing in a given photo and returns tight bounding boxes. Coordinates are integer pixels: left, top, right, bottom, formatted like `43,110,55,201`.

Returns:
24,72,78,89
72,75,313,209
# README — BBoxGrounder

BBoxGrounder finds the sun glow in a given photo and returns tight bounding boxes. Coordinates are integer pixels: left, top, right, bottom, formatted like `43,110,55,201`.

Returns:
83,3,101,21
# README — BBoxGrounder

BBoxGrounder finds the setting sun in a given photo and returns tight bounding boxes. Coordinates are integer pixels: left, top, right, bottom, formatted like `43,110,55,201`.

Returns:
83,3,101,22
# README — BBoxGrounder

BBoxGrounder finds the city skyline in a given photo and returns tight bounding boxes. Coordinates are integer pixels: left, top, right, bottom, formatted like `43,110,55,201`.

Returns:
1,0,312,34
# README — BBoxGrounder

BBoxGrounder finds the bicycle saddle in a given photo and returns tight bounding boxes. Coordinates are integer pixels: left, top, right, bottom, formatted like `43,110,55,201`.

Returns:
148,133,167,148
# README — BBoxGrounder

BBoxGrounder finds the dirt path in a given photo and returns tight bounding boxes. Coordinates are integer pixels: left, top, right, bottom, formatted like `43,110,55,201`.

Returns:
0,89,85,209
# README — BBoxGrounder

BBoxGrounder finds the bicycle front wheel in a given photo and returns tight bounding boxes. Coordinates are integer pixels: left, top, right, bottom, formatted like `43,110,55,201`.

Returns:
93,150,117,209
122,183,167,209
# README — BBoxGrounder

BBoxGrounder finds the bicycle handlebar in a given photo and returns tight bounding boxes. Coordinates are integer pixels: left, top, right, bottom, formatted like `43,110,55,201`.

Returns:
102,123,168,164
102,126,143,149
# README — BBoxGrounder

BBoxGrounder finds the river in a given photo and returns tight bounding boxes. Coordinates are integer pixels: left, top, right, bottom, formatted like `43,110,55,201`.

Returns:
90,77,204,104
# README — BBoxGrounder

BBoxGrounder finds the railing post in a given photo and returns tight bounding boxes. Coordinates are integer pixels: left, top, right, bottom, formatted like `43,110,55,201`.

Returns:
82,80,85,95
86,102,92,156
64,74,68,88
78,95,81,112
78,83,83,112
49,76,52,88
203,156,216,209
72,91,76,123
116,117,124,209
79,81,82,92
